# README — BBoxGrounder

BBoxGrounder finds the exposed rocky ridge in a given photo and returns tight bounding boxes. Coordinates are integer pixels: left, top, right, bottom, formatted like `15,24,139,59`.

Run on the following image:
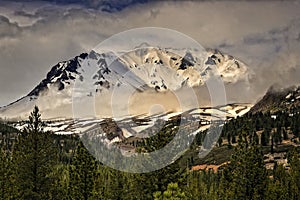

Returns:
250,85,300,114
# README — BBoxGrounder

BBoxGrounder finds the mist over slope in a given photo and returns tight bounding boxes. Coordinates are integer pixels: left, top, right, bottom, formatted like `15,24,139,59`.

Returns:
250,85,300,114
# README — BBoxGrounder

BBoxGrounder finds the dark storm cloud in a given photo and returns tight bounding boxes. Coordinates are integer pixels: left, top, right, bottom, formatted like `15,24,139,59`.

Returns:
4,0,149,12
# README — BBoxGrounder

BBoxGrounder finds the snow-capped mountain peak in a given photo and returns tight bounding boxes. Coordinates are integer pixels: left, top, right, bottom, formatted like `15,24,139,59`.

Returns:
0,47,249,120
28,53,88,96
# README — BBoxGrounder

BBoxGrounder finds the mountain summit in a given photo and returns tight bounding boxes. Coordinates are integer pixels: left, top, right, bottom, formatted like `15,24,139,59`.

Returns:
0,47,248,120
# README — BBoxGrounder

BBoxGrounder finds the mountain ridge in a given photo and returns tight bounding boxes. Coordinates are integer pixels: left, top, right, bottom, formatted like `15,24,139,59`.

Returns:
249,85,300,114
0,47,249,120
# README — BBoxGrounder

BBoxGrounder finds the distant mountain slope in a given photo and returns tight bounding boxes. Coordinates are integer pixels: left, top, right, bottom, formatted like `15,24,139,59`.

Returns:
9,103,251,134
250,85,300,114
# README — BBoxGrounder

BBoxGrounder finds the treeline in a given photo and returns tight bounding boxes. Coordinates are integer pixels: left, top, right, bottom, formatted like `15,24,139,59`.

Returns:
193,109,300,149
1,106,300,199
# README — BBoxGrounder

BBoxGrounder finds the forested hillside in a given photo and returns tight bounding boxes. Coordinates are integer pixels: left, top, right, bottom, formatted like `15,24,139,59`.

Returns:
1,106,300,199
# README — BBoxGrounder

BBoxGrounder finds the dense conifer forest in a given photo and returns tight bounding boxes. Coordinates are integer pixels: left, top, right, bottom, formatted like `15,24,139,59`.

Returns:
0,106,300,199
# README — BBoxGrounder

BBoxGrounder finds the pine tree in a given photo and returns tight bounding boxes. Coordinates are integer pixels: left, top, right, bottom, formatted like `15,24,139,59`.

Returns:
69,141,97,200
185,170,219,200
220,129,267,200
0,148,15,199
12,106,59,200
101,167,124,200
266,163,290,200
288,148,300,200
282,128,288,140
49,164,69,200
261,131,269,146
154,182,186,200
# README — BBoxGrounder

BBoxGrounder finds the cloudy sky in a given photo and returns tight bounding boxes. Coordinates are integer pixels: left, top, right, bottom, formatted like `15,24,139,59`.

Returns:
0,0,300,106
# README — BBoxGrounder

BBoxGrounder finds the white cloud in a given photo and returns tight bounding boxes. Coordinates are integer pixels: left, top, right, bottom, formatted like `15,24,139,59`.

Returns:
0,0,300,106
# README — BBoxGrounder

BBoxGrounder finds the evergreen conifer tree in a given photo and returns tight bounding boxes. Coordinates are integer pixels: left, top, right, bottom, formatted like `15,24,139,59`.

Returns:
12,106,59,200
